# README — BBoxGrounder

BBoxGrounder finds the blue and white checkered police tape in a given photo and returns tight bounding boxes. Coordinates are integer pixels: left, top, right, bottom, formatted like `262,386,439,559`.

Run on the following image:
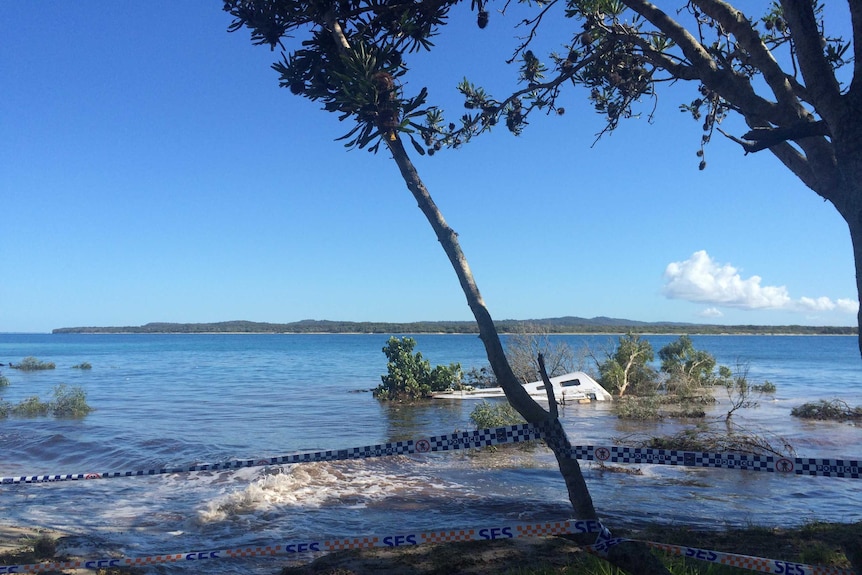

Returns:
0,423,542,485
2,423,860,486
571,444,862,478
0,519,853,575
0,519,602,574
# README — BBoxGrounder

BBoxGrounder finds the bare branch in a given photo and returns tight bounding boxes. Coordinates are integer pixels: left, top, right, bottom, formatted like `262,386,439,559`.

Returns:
507,0,560,65
537,354,559,419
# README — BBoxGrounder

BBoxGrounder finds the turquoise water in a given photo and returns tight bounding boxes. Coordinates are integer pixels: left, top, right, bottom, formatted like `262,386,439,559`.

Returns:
0,333,860,573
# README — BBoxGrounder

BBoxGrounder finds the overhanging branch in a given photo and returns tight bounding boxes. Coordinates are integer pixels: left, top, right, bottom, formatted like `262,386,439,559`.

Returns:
620,0,778,122
693,0,802,117
722,119,830,153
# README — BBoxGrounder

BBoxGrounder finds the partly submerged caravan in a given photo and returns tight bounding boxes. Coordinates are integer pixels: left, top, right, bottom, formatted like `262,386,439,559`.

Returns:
433,371,613,403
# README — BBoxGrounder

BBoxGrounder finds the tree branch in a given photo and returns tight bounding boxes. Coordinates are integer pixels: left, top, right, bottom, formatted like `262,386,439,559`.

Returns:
507,0,560,64
609,32,700,80
537,354,559,419
620,0,778,121
719,121,821,193
693,0,806,120
779,0,844,115
324,10,352,54
724,119,831,152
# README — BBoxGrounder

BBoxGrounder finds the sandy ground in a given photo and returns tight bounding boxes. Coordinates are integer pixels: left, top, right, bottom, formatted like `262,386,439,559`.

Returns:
0,524,62,554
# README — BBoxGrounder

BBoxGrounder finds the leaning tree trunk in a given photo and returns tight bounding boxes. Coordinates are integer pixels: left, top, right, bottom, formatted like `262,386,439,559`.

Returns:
383,133,671,575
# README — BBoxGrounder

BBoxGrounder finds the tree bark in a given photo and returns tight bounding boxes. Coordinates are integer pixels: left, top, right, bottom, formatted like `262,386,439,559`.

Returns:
838,189,862,358
383,133,671,575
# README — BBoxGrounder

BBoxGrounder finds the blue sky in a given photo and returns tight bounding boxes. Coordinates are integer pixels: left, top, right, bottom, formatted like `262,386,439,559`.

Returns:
1,3,857,333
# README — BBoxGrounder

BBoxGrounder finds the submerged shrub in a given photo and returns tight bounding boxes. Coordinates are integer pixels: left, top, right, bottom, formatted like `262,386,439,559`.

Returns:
791,399,862,421
753,380,777,394
13,357,56,371
375,337,461,401
51,384,93,417
71,362,92,370
13,396,51,416
6,385,92,418
625,423,794,457
597,333,657,397
463,365,496,389
614,396,661,420
470,400,524,429
0,373,9,388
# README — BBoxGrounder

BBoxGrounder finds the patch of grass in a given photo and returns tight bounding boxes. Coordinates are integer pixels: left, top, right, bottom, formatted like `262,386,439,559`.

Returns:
629,521,862,574
791,399,862,421
12,357,56,371
277,521,862,574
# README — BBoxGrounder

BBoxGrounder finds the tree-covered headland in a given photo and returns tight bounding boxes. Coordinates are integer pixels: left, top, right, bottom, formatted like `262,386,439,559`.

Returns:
52,318,857,335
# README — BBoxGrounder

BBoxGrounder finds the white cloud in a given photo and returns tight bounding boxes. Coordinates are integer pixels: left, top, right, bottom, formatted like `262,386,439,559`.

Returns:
837,298,860,314
699,307,724,318
798,296,835,311
663,250,791,309
663,250,858,315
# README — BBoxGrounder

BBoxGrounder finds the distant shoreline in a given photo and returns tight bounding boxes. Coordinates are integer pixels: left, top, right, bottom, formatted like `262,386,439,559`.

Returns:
49,318,858,336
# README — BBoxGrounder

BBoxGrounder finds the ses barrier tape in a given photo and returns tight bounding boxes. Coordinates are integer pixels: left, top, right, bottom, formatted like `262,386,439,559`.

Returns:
0,520,854,575
2,423,860,486
590,537,855,575
0,520,600,574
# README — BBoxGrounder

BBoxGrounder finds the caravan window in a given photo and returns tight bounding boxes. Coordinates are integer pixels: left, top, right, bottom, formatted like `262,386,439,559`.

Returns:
561,379,581,387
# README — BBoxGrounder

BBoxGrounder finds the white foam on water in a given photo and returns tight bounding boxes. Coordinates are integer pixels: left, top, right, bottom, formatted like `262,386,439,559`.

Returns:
193,457,473,528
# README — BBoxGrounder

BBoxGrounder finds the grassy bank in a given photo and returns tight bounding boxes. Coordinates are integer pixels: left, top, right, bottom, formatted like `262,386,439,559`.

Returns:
1,522,858,574
279,522,861,574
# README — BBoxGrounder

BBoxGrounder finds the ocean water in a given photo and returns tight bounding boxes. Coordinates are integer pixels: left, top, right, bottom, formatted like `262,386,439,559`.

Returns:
0,333,860,574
